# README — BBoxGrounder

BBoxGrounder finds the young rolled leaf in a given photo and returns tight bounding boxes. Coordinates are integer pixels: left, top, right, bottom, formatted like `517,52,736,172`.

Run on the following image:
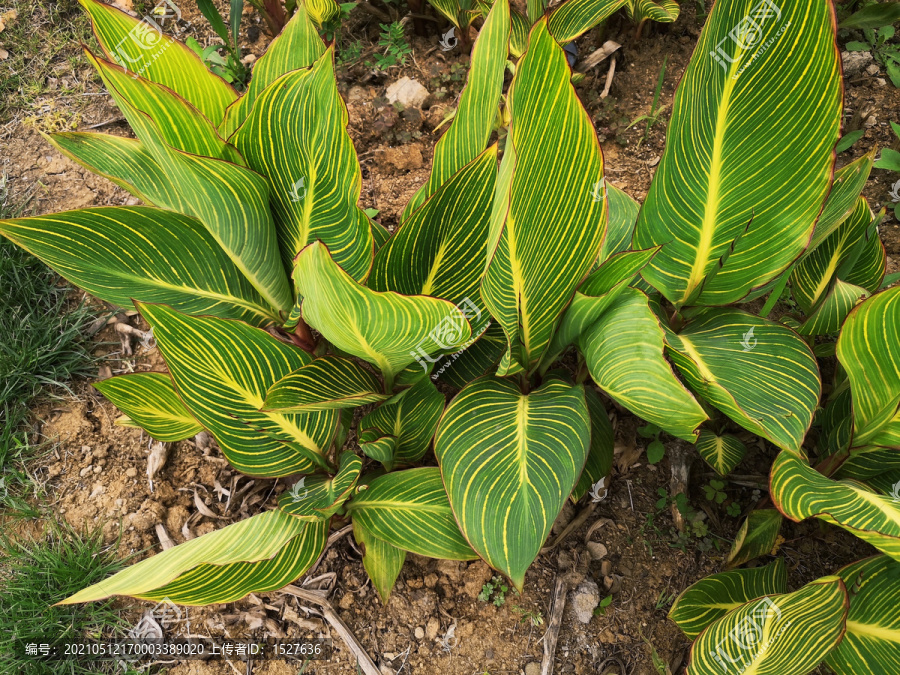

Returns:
278,452,362,519
358,431,399,469
686,576,847,675
579,287,708,442
669,558,787,639
794,279,870,337
600,183,641,263
263,356,389,413
59,510,324,605
725,508,783,569
94,372,202,442
825,555,900,674
435,377,590,589
404,0,509,215
804,150,875,254
481,18,607,374
571,386,614,503
79,0,237,123
0,207,280,326
696,430,746,477
633,0,841,306
354,520,406,604
548,0,627,45
360,377,445,467
371,145,498,315
666,308,820,454
770,451,900,562
138,302,338,477
232,49,373,279
626,0,679,24
293,241,472,382
346,467,479,561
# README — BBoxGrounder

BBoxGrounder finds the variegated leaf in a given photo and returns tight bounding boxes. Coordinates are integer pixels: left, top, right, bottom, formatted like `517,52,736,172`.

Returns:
263,356,388,412
278,452,362,519
353,520,406,603
696,430,746,476
725,508,783,569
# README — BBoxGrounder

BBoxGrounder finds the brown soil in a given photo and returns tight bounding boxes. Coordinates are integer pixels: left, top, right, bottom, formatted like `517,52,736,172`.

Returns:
3,1,899,674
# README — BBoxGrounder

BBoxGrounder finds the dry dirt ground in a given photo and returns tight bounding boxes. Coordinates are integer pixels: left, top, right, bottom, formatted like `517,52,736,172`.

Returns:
2,1,899,674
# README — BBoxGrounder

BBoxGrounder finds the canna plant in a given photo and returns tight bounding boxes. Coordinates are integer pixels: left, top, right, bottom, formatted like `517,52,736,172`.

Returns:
1,0,899,671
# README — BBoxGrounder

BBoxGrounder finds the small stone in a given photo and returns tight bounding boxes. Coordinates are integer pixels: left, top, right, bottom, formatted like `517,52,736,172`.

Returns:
876,77,887,87
339,593,354,609
841,50,873,77
126,467,138,478
587,541,608,561
571,579,600,624
81,445,92,454
864,115,878,128
93,465,103,474
600,560,612,576
80,466,93,477
866,63,880,76
385,77,429,108
414,626,425,639
241,53,257,66
525,662,542,675
425,617,440,641
424,573,438,588
436,559,464,582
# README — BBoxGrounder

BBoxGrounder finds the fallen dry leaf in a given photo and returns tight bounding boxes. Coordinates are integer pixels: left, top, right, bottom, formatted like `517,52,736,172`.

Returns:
0,49,8,61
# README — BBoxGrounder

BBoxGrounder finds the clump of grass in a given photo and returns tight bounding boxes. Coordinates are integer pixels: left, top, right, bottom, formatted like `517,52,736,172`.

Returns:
0,177,98,510
0,519,131,675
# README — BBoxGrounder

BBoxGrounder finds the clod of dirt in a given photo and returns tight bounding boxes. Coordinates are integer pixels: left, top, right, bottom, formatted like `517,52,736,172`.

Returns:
385,77,429,109
525,663,541,675
461,561,493,599
377,145,424,174
570,579,600,624
842,50,873,77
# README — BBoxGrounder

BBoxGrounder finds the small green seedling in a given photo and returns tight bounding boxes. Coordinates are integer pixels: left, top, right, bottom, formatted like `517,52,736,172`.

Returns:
512,606,544,626
593,594,613,616
478,576,510,606
627,56,669,146
703,479,728,505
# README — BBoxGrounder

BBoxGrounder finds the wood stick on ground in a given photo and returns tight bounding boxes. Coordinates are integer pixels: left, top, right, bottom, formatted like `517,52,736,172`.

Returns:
577,41,621,73
601,54,617,99
669,441,692,532
541,576,568,675
281,584,380,675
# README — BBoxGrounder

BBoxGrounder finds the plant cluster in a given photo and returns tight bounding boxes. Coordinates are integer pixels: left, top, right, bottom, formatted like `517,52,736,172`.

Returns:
2,1,900,673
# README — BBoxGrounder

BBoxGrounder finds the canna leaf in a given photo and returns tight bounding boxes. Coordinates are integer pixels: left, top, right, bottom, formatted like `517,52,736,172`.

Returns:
685,576,847,675
626,0,679,24
232,49,373,280
825,555,900,674
353,520,406,604
600,183,641,263
435,322,507,387
665,308,820,454
346,467,479,560
358,431,399,469
633,0,841,306
293,241,472,383
571,386,614,503
277,452,362,519
481,19,607,374
94,372,202,442
695,430,746,476
725,508,783,569
404,0,509,215
805,150,875,254
306,0,340,26
137,302,339,477
435,377,590,589
669,558,787,639
79,0,237,123
60,510,323,605
263,356,389,412
579,287,708,442
549,0,627,44
0,207,280,326
794,279,870,337
509,8,529,58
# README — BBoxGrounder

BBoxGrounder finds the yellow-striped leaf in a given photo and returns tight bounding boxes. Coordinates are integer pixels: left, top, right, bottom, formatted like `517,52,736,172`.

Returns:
79,0,236,123
795,279,870,337
549,0,627,44
233,49,373,280
94,372,202,442
278,452,362,519
481,19,607,374
345,467,479,560
633,0,842,306
626,0,679,23
579,287,708,442
220,5,325,137
696,430,746,476
725,508,783,569
44,132,190,213
686,576,847,675
806,150,875,254
509,8,530,58
306,0,340,26
137,302,338,477
771,451,900,562
0,207,279,326
293,242,472,384
404,0,509,215
60,510,323,604
666,308,820,453
435,377,590,589
826,555,900,674
669,558,787,639
353,520,406,603
600,183,640,263
263,356,388,412
571,386,614,503
372,145,498,312
358,431,398,468
435,322,507,387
